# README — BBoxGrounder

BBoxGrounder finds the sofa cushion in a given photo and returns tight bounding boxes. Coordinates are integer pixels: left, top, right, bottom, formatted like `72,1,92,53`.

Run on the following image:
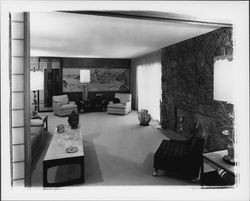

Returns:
30,126,43,135
115,93,131,103
162,141,189,157
31,119,43,126
61,104,77,110
53,95,69,105
107,103,127,109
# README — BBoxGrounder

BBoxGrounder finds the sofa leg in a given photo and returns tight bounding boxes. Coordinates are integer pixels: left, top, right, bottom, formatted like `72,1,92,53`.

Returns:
191,168,201,183
153,169,158,177
191,178,200,183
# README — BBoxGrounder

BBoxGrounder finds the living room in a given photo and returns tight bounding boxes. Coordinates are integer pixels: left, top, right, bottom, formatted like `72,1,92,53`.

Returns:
2,1,249,201
29,10,234,186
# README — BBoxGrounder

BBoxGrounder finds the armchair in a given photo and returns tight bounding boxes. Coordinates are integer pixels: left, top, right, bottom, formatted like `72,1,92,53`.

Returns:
107,93,132,115
153,122,207,180
52,95,77,116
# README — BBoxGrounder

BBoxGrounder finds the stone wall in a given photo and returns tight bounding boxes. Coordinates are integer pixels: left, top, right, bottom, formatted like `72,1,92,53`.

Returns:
161,27,234,151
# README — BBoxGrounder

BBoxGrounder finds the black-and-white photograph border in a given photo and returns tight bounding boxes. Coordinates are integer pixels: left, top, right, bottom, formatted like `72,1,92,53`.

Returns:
0,1,249,201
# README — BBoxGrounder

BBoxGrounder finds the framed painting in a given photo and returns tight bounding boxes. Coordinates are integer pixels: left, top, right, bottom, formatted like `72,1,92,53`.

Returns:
63,68,130,92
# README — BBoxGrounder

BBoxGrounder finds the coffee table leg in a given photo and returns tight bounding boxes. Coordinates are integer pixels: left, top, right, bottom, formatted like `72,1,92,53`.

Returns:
43,161,48,187
201,157,204,186
43,157,84,187
80,157,84,183
44,116,48,132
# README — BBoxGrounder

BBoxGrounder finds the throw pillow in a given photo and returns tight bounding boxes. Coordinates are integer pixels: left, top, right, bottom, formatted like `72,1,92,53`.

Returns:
113,98,120,103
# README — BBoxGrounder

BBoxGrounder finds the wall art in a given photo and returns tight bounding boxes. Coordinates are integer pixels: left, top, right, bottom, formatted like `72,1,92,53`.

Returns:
63,68,130,92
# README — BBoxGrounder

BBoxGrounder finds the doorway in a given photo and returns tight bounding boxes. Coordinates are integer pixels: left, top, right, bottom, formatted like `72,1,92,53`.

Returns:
30,57,62,112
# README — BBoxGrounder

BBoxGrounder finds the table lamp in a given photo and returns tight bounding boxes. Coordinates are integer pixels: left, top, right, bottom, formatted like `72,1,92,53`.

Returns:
30,70,44,116
80,69,90,101
213,55,235,165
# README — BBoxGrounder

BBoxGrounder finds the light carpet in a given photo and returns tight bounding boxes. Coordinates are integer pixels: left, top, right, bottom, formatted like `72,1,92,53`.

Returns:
31,111,195,187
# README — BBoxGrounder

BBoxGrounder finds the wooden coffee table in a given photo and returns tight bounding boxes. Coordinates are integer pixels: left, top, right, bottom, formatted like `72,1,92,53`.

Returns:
43,125,84,187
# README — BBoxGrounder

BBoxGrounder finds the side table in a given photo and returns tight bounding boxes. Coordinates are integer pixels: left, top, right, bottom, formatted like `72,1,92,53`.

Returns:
79,99,92,113
201,150,235,186
78,99,108,113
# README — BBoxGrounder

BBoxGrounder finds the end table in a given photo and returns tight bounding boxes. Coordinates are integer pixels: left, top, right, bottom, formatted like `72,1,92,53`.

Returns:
201,150,235,186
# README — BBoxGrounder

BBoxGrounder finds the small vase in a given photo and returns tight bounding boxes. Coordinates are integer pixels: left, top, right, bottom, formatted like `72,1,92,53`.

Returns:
138,109,151,126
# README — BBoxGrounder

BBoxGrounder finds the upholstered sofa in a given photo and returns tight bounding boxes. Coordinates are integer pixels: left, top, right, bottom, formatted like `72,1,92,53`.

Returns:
30,119,45,170
107,93,132,115
52,95,77,116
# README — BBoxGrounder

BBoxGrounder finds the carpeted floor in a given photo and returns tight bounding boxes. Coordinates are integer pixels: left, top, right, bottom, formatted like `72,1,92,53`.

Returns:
31,111,196,187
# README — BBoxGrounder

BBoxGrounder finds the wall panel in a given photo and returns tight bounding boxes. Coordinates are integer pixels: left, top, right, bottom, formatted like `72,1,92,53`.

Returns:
12,57,24,74
12,93,24,109
12,145,25,162
11,22,24,39
12,128,24,145
12,162,25,180
12,40,24,57
12,75,24,91
10,12,26,187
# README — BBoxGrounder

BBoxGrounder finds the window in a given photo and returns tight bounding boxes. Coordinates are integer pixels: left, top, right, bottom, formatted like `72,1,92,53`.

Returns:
137,62,162,121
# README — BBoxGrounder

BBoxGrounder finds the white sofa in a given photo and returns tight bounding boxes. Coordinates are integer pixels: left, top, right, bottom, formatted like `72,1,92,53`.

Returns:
107,93,132,115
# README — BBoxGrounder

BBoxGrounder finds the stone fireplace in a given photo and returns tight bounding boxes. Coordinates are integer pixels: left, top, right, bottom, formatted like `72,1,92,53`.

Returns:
160,27,234,152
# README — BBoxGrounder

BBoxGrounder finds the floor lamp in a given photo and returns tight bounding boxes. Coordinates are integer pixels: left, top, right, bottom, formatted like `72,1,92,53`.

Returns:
30,70,44,117
213,55,235,165
80,69,90,101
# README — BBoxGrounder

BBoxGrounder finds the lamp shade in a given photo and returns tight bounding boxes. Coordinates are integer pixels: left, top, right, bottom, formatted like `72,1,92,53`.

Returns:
213,56,233,103
30,70,44,91
80,69,90,83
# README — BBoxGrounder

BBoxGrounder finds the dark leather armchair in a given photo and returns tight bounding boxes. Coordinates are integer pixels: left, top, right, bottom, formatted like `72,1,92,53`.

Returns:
153,122,207,180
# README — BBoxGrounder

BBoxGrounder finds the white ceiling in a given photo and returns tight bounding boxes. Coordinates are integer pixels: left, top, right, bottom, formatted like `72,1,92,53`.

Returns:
30,12,224,59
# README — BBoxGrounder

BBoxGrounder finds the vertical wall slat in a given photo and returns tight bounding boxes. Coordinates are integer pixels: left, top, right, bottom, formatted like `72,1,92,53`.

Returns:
9,12,13,187
24,12,31,187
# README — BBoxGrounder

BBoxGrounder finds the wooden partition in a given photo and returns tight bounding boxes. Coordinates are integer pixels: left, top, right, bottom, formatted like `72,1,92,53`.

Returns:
10,12,30,187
